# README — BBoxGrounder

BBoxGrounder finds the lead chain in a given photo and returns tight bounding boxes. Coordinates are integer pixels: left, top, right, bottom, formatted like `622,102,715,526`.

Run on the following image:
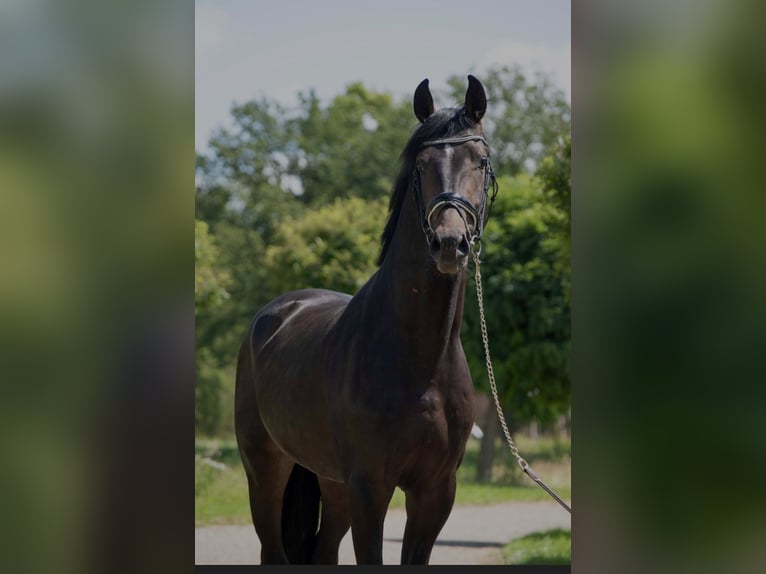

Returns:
470,249,572,514
471,250,527,469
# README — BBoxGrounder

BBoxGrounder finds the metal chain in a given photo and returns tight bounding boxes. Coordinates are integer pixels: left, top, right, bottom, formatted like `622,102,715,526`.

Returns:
470,249,572,514
471,249,527,469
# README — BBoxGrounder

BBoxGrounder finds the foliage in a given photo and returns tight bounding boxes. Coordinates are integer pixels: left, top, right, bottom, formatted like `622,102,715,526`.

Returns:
462,173,570,427
446,65,570,176
195,221,232,435
294,84,414,204
196,84,413,223
535,134,571,301
195,350,221,436
265,195,387,295
194,220,231,314
536,134,571,225
196,222,267,362
196,98,304,243
502,528,571,565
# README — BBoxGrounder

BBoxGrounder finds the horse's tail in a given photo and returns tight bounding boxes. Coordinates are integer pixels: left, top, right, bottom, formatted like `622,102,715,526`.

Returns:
281,463,320,564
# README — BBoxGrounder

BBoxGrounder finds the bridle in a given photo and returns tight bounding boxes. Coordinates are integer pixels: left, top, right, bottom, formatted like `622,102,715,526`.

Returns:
412,134,499,248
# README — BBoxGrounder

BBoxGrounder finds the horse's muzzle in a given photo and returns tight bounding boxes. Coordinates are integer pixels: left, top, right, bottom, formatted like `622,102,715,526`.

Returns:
429,230,470,274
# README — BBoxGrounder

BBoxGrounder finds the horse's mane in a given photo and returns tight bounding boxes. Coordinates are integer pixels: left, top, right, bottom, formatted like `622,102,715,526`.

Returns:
377,106,479,265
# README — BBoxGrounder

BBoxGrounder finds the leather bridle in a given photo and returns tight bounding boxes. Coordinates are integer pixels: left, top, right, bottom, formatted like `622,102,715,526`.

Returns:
412,134,498,248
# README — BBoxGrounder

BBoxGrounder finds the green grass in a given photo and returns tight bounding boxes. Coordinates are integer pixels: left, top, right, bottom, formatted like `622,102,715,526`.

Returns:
195,435,570,526
196,457,252,526
456,481,570,505
501,528,571,565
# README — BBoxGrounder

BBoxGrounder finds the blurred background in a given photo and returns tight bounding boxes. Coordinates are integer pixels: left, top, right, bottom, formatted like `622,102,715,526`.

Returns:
0,1,194,574
1,0,764,572
574,1,766,573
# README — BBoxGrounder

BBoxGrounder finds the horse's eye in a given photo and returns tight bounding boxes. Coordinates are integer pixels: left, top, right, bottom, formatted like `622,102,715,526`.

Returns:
480,157,489,168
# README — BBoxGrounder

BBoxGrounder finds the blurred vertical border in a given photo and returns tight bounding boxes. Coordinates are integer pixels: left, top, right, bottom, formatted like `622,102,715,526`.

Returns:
573,1,766,573
0,1,193,573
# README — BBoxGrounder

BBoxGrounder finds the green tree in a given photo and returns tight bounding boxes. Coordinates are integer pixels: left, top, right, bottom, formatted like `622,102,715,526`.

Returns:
195,220,232,435
195,220,231,314
196,97,303,242
265,195,388,296
446,65,570,176
535,134,571,303
294,84,413,204
197,222,268,362
196,84,413,235
462,172,570,480
195,221,270,437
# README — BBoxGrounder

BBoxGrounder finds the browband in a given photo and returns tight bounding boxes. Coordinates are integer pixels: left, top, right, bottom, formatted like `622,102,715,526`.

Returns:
420,134,488,148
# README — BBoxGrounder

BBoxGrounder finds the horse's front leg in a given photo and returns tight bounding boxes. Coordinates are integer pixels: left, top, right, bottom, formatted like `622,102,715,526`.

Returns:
400,473,457,564
347,472,395,564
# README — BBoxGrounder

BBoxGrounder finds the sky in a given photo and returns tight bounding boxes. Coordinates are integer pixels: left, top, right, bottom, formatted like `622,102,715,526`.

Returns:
196,0,570,151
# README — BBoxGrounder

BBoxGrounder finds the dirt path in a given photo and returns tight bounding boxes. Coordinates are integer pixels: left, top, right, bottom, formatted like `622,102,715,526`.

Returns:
195,500,571,565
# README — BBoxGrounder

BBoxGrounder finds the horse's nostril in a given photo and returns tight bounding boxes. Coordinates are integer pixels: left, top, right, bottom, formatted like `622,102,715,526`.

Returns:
430,237,441,253
458,236,470,255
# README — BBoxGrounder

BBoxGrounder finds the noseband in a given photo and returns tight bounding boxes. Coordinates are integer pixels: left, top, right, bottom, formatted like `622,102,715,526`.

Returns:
412,134,499,248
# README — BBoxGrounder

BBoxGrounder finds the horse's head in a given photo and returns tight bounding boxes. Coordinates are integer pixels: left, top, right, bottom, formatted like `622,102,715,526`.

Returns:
411,75,496,275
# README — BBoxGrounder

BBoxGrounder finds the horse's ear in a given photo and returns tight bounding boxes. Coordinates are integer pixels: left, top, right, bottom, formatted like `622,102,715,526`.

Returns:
413,78,435,123
464,74,487,123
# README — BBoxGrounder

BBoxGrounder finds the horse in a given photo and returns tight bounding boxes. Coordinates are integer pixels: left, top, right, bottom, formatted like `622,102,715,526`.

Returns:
234,74,498,564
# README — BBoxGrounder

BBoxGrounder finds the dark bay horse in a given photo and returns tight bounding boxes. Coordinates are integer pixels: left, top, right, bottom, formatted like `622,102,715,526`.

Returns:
235,75,497,564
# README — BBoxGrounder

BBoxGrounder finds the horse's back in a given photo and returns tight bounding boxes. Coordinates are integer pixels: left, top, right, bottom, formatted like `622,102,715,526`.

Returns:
237,288,351,480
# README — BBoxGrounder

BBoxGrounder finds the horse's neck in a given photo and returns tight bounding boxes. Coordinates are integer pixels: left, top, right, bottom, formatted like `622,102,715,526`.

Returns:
373,200,468,368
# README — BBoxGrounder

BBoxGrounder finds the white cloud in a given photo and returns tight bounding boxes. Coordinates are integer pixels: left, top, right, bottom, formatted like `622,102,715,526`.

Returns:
482,40,570,99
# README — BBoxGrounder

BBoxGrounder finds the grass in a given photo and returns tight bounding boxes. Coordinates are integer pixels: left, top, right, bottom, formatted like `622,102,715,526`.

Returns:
195,434,570,527
501,528,571,565
196,457,253,526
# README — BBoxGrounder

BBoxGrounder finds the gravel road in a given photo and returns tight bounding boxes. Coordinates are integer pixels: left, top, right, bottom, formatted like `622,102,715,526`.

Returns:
196,500,571,565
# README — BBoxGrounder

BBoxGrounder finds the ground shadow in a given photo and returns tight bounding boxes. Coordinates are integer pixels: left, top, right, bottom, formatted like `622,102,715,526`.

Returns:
384,538,503,549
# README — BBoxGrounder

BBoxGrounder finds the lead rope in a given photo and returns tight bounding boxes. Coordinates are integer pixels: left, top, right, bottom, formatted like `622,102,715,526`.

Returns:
471,249,572,514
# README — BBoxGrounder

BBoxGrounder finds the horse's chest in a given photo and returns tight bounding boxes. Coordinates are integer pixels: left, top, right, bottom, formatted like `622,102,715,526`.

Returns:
414,390,447,426
402,389,471,452
378,390,469,488
434,389,470,423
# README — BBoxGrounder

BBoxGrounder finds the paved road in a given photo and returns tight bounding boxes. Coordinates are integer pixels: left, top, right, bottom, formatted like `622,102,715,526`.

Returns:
195,500,571,565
